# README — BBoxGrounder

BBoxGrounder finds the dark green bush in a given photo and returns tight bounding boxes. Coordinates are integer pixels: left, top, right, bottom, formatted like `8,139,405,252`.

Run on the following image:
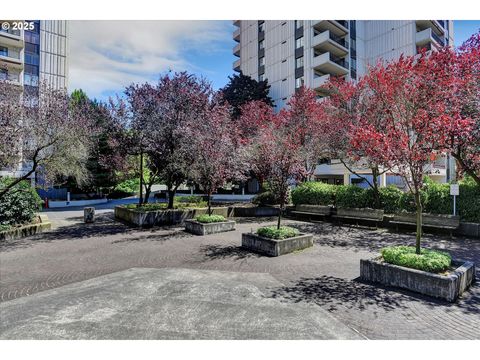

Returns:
0,178,43,227
291,182,336,206
457,177,480,222
381,246,451,273
398,190,428,212
378,186,403,213
423,181,452,215
335,185,373,208
176,195,204,203
257,226,300,239
196,214,226,223
252,184,291,206
114,178,139,194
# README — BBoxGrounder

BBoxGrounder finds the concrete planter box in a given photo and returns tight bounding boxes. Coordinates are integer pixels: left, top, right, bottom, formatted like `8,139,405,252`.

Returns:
114,205,229,227
242,232,313,257
229,206,279,217
360,258,476,302
184,219,236,235
0,214,51,241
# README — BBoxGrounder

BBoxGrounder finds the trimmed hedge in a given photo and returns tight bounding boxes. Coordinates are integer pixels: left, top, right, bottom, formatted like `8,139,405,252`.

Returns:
252,184,291,206
291,177,480,222
0,178,43,227
196,214,226,223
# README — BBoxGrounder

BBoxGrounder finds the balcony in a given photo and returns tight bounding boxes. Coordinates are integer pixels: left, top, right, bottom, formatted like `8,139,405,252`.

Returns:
233,28,240,42
312,52,349,76
0,27,24,47
0,47,23,69
416,28,445,48
233,43,240,57
0,70,22,85
416,20,445,36
312,30,349,57
233,58,241,72
312,20,348,37
233,20,241,27
312,74,330,93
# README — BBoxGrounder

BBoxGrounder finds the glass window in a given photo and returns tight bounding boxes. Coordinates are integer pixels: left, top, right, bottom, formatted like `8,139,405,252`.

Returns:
295,37,304,49
259,40,265,49
0,68,7,80
295,76,304,89
0,46,7,56
259,57,265,66
258,22,265,32
295,56,304,69
295,20,303,29
259,74,265,82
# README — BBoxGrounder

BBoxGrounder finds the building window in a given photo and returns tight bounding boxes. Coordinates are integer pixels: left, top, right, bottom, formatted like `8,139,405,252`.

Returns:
259,39,265,50
259,57,265,66
259,74,266,82
295,37,304,49
295,56,304,69
0,68,7,80
295,20,303,29
295,76,304,89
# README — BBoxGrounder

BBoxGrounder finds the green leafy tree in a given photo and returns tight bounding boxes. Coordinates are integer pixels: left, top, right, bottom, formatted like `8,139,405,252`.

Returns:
221,72,274,119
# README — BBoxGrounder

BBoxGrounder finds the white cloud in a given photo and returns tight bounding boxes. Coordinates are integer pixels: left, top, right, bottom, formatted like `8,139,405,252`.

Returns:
68,20,232,99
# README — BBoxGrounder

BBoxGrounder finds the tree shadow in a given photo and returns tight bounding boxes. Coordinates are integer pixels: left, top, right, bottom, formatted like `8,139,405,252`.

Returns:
234,217,278,224
200,244,262,261
268,275,442,312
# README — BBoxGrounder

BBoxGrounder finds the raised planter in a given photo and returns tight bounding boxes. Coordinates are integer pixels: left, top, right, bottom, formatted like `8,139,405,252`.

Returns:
360,258,476,302
291,204,332,218
114,205,229,227
391,212,460,233
184,219,236,235
241,232,313,257
0,214,52,241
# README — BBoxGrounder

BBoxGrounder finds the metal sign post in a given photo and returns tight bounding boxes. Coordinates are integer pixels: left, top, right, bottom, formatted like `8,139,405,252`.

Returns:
450,184,459,216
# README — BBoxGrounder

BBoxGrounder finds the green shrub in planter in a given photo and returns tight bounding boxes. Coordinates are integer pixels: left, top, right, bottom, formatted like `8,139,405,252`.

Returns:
291,181,336,206
458,177,480,223
335,185,372,208
257,226,300,239
252,184,291,206
378,186,403,213
196,214,226,223
0,178,43,227
423,178,452,215
398,190,428,213
381,246,451,273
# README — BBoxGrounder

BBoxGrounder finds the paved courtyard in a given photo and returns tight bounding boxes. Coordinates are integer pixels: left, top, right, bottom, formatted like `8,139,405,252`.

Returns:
0,211,479,339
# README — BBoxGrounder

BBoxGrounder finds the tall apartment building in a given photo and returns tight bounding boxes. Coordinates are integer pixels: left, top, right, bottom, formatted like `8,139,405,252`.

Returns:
0,20,69,181
233,20,455,187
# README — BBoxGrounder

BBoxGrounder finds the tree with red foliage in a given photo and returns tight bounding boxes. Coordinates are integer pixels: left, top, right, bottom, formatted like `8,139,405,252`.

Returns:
350,53,473,253
241,92,317,229
189,95,248,215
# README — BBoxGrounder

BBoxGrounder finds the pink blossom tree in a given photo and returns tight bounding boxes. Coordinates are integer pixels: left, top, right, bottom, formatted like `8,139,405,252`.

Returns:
189,95,248,215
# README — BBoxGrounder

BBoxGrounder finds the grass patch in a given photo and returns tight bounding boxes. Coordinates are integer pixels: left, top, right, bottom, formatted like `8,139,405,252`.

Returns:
381,246,451,273
257,226,300,239
196,214,226,223
124,201,208,212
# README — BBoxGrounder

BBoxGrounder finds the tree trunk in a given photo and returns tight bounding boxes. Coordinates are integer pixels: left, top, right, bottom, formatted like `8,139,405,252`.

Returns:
207,190,212,216
277,195,284,230
139,151,144,206
143,183,152,204
167,189,175,209
371,167,381,208
414,191,423,255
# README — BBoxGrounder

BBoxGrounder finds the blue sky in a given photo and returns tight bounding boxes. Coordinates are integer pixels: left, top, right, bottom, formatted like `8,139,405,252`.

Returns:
69,20,479,101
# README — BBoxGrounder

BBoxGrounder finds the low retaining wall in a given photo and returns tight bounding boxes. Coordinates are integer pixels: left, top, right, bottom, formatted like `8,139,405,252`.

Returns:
184,220,236,235
241,232,313,257
228,206,279,217
49,198,108,208
115,206,229,227
0,214,52,241
360,258,476,302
